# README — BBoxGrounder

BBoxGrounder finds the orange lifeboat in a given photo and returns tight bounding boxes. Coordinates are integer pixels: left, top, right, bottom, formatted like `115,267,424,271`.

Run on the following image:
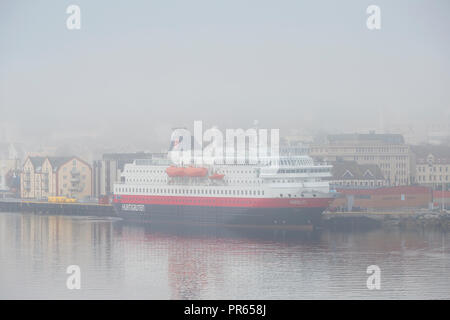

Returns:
209,173,225,180
166,166,186,177
185,166,208,177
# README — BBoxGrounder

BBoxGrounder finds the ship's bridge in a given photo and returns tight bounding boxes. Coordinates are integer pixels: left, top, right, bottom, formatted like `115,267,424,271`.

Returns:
258,155,332,180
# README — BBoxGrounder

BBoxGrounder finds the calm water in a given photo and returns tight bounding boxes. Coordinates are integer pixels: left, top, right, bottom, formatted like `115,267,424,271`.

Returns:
0,211,449,299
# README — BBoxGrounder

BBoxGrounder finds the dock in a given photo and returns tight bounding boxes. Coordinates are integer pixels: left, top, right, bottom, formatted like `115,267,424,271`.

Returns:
323,210,450,230
0,199,115,217
1,199,448,230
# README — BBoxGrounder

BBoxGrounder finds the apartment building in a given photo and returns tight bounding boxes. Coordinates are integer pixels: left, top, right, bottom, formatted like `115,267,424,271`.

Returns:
310,133,412,186
21,156,92,200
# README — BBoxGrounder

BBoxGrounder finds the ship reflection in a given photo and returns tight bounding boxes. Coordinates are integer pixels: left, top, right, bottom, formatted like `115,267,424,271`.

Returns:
115,221,323,299
116,220,323,244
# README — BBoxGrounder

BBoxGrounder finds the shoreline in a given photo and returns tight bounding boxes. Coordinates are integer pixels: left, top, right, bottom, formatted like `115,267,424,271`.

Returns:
1,199,449,232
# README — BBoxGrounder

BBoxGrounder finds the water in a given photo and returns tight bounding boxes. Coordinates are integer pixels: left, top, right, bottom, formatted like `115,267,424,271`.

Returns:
0,211,449,299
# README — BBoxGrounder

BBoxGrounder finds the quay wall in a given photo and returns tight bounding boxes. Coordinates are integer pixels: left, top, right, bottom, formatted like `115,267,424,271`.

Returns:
0,200,115,217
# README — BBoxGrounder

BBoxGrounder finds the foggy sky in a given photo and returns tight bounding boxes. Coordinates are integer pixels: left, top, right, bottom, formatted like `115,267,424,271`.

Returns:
1,0,450,153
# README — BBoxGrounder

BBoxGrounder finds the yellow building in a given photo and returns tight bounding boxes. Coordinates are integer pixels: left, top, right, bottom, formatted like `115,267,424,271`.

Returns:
21,156,92,200
309,133,413,186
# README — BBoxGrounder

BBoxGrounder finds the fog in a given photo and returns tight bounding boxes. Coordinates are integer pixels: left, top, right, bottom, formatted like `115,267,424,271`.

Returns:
1,0,450,156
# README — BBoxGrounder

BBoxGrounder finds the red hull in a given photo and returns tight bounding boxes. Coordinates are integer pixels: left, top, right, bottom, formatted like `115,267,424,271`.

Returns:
113,194,333,209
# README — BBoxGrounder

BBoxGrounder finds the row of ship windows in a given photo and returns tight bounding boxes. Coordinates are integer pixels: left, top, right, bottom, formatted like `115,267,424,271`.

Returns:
332,181,385,187
116,187,265,196
126,169,165,174
126,178,265,184
124,178,306,184
127,178,167,183
279,159,311,166
418,175,449,181
126,167,329,175
125,178,308,184
418,166,449,172
125,168,327,175
278,168,328,174
121,197,261,205
125,169,256,174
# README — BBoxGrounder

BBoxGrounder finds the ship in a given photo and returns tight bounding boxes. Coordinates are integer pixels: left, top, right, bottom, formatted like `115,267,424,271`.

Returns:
112,154,334,229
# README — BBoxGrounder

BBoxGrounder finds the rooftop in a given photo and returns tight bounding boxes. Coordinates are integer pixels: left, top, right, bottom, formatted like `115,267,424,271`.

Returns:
330,161,385,180
327,133,405,145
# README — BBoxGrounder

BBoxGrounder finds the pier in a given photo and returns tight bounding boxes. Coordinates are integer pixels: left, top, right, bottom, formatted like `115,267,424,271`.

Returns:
0,199,115,217
323,210,450,230
1,199,449,230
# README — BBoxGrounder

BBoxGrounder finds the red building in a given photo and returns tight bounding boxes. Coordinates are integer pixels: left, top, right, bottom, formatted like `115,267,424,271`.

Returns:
330,186,432,211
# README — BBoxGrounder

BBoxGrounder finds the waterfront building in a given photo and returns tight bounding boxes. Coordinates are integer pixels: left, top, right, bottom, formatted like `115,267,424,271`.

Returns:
412,145,450,190
21,156,92,200
309,132,413,186
330,186,432,212
328,161,387,189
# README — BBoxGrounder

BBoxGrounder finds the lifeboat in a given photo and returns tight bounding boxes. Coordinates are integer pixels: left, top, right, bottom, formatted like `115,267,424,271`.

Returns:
209,173,225,180
166,166,186,177
185,166,208,177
